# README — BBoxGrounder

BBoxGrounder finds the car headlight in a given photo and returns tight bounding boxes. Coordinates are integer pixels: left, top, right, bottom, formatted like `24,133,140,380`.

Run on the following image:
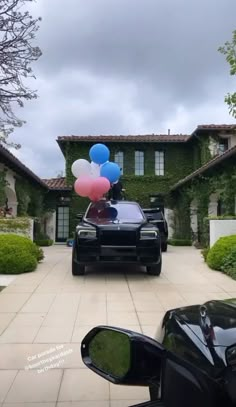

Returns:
78,229,97,239
226,345,236,366
140,229,158,239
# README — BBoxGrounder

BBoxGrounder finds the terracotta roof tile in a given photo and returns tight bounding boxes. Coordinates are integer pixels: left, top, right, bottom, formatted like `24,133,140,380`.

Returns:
57,134,190,143
171,145,236,191
42,177,72,190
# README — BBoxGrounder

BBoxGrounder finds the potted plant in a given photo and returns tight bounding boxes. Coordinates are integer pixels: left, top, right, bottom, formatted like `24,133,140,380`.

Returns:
66,235,74,247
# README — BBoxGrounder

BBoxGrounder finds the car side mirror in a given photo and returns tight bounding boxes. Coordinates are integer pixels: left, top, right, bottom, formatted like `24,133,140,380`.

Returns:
146,214,155,221
76,213,83,221
81,326,165,386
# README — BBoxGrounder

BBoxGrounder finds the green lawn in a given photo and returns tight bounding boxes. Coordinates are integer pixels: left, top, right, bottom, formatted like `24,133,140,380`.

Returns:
89,330,131,378
0,286,5,292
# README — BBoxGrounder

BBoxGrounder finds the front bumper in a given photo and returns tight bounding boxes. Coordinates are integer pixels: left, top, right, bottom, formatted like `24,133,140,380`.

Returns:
73,240,161,265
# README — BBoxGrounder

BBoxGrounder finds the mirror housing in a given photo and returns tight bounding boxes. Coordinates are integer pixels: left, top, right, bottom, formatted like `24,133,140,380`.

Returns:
76,213,84,221
81,326,166,386
146,214,155,222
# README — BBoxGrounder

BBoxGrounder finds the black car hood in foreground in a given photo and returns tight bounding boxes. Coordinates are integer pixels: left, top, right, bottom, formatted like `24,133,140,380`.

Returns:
171,299,236,347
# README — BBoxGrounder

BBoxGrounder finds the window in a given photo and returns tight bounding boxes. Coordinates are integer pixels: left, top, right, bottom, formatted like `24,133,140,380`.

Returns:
155,151,165,175
218,138,228,154
135,151,144,175
56,206,69,242
114,151,124,175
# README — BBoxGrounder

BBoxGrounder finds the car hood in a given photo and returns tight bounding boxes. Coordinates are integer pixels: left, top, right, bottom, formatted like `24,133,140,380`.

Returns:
81,219,148,229
172,299,236,347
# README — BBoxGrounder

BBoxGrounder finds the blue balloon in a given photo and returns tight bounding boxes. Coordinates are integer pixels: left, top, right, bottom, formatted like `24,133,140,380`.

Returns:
89,144,110,165
100,161,121,183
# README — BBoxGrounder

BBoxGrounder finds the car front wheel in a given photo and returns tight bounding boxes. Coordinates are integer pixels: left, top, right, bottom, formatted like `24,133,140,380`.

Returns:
161,242,168,252
146,257,162,276
72,261,85,276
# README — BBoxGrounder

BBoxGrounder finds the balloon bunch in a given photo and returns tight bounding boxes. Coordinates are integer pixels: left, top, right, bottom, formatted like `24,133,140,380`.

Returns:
72,143,121,202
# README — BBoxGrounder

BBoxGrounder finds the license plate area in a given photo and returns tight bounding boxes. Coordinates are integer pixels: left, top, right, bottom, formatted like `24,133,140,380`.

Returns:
101,246,136,257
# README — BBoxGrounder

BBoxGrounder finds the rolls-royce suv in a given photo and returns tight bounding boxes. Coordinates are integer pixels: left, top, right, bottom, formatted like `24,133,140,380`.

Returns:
72,200,162,276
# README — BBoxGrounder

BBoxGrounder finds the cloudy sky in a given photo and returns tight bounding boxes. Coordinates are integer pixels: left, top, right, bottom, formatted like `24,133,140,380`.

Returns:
11,0,236,178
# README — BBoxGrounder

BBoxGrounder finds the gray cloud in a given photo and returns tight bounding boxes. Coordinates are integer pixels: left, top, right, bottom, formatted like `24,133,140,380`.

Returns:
10,0,236,177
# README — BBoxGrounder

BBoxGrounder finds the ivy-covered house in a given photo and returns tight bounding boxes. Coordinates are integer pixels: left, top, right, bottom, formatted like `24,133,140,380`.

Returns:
56,133,194,237
170,125,236,246
1,123,235,244
51,124,236,244
0,143,48,216
0,144,72,241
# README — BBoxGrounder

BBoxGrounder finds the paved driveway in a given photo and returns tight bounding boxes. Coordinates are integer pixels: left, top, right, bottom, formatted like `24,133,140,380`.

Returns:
1,245,236,406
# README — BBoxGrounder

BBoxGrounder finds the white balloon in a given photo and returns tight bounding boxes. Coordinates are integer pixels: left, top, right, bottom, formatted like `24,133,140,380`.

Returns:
90,161,100,178
71,159,91,178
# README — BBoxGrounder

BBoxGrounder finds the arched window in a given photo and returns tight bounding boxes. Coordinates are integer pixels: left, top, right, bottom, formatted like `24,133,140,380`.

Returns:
114,151,124,175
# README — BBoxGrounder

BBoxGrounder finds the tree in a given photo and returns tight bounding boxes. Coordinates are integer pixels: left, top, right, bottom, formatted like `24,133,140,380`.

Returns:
0,0,42,147
219,30,236,119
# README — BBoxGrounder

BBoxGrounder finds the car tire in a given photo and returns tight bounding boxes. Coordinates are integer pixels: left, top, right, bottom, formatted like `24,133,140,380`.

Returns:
146,257,162,276
72,261,85,276
161,242,168,252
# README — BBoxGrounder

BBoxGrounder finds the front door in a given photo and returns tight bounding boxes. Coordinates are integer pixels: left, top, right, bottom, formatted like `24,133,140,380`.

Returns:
56,206,69,242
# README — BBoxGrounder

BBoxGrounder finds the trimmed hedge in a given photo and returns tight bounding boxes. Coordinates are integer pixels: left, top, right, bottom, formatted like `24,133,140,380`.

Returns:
0,234,43,274
168,239,192,246
201,247,210,262
34,239,53,247
221,247,236,279
206,235,236,271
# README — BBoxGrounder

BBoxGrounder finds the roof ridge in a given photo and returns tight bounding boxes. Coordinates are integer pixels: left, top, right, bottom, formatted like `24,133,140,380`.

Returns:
171,144,236,190
0,143,48,188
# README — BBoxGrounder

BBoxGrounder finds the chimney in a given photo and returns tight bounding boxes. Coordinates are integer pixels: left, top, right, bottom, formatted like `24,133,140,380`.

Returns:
168,129,170,135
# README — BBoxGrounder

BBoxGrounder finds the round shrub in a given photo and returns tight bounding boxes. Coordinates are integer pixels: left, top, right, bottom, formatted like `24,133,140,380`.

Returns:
206,235,236,271
0,234,44,262
0,234,42,274
34,239,53,247
221,247,236,279
201,247,210,262
0,248,37,274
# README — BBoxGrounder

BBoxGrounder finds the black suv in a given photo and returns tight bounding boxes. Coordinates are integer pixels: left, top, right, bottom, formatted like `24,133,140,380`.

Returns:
143,207,168,252
72,200,162,276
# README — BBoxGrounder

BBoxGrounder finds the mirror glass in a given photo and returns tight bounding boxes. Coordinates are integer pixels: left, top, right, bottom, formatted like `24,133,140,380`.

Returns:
89,329,131,378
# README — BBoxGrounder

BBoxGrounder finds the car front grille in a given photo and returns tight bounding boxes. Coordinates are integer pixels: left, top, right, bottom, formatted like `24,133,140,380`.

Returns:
99,230,137,246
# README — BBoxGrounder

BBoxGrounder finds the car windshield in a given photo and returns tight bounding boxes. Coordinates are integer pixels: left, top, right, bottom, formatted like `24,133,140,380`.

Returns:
86,201,144,222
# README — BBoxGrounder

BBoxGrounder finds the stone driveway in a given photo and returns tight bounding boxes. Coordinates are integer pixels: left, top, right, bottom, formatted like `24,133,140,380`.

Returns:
1,245,236,407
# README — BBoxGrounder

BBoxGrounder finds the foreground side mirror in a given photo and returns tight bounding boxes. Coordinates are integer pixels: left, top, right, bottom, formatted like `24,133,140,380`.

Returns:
81,326,165,386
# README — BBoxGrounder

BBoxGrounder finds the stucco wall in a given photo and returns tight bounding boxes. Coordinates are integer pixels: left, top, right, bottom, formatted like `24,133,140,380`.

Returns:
165,208,174,239
210,219,236,247
229,134,236,148
0,218,34,240
0,164,18,216
45,211,56,242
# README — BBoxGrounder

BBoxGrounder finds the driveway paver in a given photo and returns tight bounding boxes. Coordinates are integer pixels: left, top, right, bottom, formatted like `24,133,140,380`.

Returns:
0,245,236,405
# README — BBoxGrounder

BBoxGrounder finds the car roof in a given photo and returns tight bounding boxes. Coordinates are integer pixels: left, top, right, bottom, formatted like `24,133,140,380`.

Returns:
90,200,140,205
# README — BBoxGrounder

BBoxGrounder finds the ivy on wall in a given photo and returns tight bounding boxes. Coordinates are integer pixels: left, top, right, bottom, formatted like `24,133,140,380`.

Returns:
0,170,7,207
15,176,47,217
199,136,212,165
0,217,30,233
173,158,236,246
64,141,195,234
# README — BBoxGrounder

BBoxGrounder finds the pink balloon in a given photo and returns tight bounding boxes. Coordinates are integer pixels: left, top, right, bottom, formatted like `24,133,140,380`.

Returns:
89,193,101,202
74,176,93,197
91,177,110,196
